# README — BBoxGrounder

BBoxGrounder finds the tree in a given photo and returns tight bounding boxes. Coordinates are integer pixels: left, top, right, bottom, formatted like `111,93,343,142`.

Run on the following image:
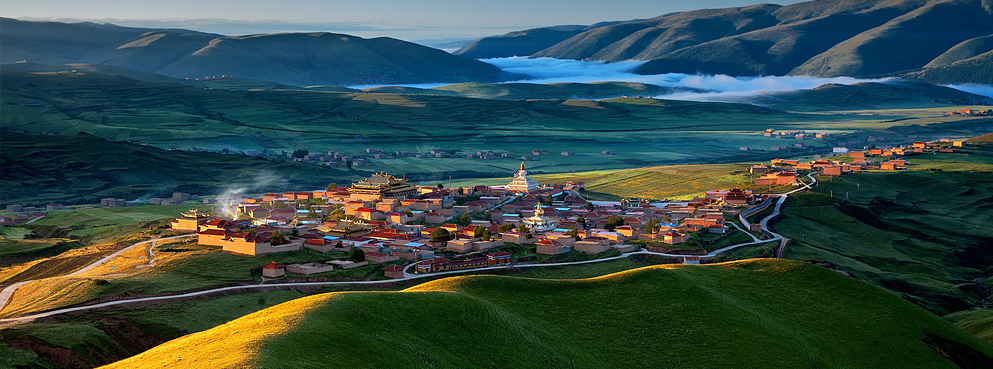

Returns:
456,187,465,195
292,149,309,159
430,228,452,243
585,202,595,211
663,214,672,224
437,183,445,189
498,223,514,232
576,216,586,226
644,219,659,234
605,215,624,231
326,183,338,192
270,231,286,245
272,200,286,209
481,229,492,241
483,211,492,221
346,160,353,170
458,213,471,227
349,247,365,262
567,226,581,241
473,226,486,238
516,223,528,233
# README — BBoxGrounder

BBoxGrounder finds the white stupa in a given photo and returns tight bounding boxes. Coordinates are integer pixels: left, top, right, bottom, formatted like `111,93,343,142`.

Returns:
506,161,540,193
523,203,557,233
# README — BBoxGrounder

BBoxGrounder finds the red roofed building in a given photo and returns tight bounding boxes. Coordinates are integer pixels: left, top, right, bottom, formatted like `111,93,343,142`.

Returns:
416,257,451,273
384,264,405,279
262,262,286,278
487,251,512,265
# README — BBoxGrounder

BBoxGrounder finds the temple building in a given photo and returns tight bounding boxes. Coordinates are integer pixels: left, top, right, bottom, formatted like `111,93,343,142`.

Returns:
523,204,557,233
506,162,540,193
171,208,213,231
349,172,418,201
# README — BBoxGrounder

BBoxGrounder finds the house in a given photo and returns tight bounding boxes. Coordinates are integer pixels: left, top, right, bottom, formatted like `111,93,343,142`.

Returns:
261,262,286,278
198,229,231,247
487,251,512,265
366,251,401,263
574,238,611,254
447,239,476,252
416,257,452,273
535,239,570,255
384,264,405,279
662,232,686,245
502,231,528,244
707,224,727,234
880,162,899,170
285,263,334,275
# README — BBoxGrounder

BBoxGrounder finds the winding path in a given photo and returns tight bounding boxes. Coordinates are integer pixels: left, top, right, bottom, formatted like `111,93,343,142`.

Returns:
0,234,196,316
0,174,817,326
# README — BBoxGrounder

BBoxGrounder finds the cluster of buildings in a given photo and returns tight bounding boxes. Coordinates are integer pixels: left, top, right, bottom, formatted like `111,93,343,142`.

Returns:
755,139,968,181
944,109,992,116
762,129,832,140
170,162,772,277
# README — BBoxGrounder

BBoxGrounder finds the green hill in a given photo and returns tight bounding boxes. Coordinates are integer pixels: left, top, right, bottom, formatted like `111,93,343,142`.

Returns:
100,260,993,369
453,25,603,59
0,62,298,90
789,0,993,77
0,132,358,206
480,0,992,83
734,80,993,111
0,18,505,86
904,50,993,85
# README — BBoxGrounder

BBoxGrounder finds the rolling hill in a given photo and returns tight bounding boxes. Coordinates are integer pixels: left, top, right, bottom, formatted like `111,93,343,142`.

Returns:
729,80,993,111
99,260,993,369
0,18,506,86
457,0,993,83
453,23,619,59
0,132,358,206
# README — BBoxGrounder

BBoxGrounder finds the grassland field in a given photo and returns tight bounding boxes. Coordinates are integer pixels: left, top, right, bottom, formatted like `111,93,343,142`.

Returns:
4,71,990,183
98,260,993,369
0,256,674,368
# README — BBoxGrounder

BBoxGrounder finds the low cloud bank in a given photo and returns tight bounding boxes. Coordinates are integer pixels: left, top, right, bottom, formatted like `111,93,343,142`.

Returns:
482,57,889,100
481,57,993,101
943,84,993,99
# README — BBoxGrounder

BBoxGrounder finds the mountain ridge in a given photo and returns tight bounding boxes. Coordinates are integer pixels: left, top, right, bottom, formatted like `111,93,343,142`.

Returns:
456,0,993,83
0,17,506,86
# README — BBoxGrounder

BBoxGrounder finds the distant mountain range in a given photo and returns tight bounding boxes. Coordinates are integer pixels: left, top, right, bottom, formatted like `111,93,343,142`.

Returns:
0,18,506,86
455,0,993,84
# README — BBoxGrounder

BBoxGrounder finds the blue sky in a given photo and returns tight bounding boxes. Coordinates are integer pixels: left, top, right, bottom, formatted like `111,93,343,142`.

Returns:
2,0,805,40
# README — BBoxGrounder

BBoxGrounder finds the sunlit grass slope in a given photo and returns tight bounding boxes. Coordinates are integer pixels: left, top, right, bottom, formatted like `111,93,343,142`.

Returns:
102,259,993,369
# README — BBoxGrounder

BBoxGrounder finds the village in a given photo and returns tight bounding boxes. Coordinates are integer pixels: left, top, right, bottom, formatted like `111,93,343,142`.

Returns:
2,137,972,282
158,161,778,280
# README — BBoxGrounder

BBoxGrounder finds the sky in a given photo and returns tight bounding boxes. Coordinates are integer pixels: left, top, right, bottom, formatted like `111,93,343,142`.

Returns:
1,0,805,40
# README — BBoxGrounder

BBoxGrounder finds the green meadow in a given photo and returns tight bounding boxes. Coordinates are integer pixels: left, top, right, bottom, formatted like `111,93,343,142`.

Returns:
6,70,980,181
103,260,993,369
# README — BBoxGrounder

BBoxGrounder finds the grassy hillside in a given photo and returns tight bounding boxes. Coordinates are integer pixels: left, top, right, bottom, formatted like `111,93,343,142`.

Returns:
0,62,298,90
790,0,993,77
0,132,357,206
904,50,993,85
776,145,993,315
101,259,993,369
454,25,595,59
0,257,668,368
735,80,993,111
0,18,505,86
478,0,992,83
